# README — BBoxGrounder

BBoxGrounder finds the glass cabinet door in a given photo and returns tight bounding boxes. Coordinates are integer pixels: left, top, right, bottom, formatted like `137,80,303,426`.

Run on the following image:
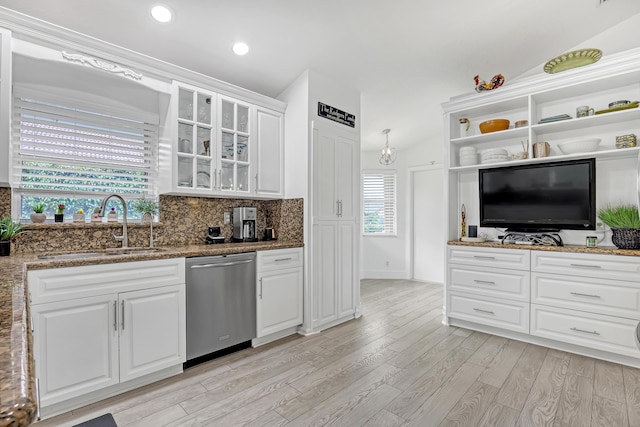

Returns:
218,97,251,193
175,84,215,191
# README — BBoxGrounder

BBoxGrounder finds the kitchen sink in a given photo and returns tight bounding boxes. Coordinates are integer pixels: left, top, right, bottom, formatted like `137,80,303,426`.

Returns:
38,248,165,260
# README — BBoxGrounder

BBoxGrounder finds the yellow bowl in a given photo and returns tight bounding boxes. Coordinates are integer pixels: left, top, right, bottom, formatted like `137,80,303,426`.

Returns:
479,119,510,134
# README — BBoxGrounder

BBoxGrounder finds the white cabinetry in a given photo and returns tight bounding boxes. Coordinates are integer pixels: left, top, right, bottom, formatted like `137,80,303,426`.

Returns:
0,27,10,186
447,246,530,334
162,81,285,198
530,250,640,359
447,244,640,367
29,258,186,418
255,248,303,344
310,123,359,331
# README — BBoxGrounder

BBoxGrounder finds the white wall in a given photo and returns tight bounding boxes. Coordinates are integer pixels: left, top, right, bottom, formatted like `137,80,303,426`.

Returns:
360,138,443,279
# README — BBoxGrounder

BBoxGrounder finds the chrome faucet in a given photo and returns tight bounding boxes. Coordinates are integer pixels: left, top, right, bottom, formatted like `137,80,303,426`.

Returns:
99,194,128,248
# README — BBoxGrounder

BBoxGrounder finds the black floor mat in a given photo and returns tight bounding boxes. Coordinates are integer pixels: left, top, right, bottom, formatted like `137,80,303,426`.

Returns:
72,413,117,427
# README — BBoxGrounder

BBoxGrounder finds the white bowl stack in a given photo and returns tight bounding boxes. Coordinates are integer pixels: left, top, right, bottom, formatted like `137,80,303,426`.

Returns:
481,148,509,164
459,146,478,166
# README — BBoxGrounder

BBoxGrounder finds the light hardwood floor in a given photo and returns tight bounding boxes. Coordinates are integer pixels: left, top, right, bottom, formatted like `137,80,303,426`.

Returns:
35,279,640,427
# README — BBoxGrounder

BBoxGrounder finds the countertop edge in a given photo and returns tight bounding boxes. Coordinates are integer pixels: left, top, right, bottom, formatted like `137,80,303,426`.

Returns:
0,241,303,427
447,239,640,256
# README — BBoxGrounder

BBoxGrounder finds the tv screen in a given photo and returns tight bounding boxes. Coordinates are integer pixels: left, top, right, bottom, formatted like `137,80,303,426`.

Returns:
479,159,596,231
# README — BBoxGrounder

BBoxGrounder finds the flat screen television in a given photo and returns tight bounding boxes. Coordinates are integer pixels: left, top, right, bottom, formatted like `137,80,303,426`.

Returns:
479,158,596,232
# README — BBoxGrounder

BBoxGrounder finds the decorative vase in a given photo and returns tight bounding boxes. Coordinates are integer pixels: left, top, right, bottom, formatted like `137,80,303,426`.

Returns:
30,213,46,223
54,213,64,223
611,228,640,249
0,241,10,257
73,213,86,223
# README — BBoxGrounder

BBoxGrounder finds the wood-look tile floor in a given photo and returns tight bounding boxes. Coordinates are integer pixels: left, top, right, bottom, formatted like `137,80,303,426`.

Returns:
35,279,640,427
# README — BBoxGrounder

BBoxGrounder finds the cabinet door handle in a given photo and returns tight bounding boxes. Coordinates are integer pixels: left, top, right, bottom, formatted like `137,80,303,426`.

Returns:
570,263,602,269
473,255,495,260
218,170,222,191
336,200,340,217
213,168,217,189
275,257,293,262
255,173,258,193
570,292,601,299
259,277,263,299
35,377,41,420
121,300,125,330
339,200,343,217
114,300,118,331
570,327,600,335
473,308,495,315
474,280,496,285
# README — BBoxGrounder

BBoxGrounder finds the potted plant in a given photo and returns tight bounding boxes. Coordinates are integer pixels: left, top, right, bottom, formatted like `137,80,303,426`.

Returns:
131,198,159,223
31,202,46,223
55,204,65,223
0,217,24,256
597,204,640,249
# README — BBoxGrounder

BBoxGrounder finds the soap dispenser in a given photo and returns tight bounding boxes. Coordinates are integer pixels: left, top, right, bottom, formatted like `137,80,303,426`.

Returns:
107,207,118,223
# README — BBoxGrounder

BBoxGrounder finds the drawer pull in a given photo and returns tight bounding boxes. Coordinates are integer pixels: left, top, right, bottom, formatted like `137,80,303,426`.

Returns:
570,292,601,299
473,256,496,260
570,327,600,336
473,308,495,315
569,263,602,269
474,280,496,285
275,257,293,262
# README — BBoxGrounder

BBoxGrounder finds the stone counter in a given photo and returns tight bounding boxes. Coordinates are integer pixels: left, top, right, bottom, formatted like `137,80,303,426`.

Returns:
0,241,303,427
448,240,640,256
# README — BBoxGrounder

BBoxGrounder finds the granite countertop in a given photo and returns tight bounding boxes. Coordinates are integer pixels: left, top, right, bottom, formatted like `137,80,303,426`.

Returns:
0,241,303,427
448,239,640,256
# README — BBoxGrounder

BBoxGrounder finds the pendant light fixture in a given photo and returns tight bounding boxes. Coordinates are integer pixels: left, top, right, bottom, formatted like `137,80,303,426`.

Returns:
379,129,396,165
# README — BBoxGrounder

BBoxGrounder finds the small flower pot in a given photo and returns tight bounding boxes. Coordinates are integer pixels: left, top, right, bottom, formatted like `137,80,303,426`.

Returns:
30,213,46,223
0,241,10,257
611,228,640,249
54,214,64,223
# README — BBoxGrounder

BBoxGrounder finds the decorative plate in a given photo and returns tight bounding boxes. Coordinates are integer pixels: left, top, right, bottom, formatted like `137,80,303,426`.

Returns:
543,49,602,74
595,101,639,115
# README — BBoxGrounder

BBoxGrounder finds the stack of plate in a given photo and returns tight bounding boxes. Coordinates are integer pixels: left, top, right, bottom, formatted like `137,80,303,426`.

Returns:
481,148,508,164
459,146,478,166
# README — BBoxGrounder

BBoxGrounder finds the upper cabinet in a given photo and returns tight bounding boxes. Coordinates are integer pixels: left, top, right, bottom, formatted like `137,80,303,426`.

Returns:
162,81,283,198
0,28,10,187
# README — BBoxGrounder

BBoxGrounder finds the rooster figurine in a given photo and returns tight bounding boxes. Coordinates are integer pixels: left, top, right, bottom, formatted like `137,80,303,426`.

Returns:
474,74,505,92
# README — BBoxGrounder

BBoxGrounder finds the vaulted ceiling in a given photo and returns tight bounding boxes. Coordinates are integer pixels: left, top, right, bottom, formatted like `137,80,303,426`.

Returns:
2,1,640,152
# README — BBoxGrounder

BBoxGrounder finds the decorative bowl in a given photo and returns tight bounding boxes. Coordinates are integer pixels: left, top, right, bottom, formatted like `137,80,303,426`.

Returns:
557,138,601,155
479,119,510,134
514,120,529,128
609,100,630,109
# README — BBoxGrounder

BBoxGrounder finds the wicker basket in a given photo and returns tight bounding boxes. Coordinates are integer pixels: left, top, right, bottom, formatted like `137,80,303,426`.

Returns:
611,228,640,249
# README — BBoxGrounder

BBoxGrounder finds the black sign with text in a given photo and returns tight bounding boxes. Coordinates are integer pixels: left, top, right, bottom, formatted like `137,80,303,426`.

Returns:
317,102,356,128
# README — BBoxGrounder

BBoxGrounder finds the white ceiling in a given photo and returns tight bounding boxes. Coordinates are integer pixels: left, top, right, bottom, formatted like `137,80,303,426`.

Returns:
2,0,640,152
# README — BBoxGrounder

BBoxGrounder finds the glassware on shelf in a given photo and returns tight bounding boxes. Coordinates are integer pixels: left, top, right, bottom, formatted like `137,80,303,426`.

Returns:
197,126,211,156
222,100,234,129
178,123,193,153
221,162,234,190
237,136,248,162
197,94,211,124
178,88,193,121
221,132,234,159
196,159,211,188
238,105,249,132
177,157,193,187
237,164,249,191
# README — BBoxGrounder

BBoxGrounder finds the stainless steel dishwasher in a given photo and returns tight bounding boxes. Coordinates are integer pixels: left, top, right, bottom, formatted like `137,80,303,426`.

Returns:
185,252,256,366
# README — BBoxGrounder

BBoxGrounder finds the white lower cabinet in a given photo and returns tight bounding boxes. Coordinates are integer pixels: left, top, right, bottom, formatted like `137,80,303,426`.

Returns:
29,258,186,417
447,244,640,367
256,248,303,342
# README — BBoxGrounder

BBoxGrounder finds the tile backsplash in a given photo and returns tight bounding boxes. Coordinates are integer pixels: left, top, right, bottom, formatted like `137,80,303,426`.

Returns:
1,188,303,254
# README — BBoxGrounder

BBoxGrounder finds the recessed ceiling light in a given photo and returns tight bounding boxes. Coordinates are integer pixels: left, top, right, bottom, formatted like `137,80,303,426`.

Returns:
150,5,173,23
232,42,249,56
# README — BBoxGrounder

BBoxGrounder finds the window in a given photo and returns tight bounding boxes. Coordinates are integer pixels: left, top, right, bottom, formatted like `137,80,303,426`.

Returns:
12,86,159,219
362,172,396,235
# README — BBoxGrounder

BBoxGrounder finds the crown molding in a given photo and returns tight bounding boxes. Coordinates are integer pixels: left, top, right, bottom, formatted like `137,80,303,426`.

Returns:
0,7,286,112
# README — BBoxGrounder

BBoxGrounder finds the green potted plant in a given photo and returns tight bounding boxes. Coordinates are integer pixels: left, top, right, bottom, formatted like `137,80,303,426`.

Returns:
0,216,24,256
597,204,640,249
31,202,46,223
131,198,159,223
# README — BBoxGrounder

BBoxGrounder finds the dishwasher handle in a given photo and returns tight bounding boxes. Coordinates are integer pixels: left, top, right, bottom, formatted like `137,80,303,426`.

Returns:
190,259,254,269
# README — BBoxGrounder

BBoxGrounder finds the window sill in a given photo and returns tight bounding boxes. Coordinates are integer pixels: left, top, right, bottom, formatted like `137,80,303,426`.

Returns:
21,221,162,230
362,233,397,237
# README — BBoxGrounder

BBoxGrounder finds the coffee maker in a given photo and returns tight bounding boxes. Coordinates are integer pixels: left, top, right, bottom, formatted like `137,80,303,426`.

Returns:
233,207,258,242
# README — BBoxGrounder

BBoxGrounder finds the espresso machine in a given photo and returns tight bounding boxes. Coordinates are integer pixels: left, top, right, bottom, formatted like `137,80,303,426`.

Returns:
233,207,257,242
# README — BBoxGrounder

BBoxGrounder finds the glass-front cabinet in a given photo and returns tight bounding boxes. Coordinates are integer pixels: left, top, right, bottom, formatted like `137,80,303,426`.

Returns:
219,96,251,194
175,84,215,191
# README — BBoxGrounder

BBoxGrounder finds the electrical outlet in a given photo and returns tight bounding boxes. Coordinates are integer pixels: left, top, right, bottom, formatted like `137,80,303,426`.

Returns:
224,211,231,224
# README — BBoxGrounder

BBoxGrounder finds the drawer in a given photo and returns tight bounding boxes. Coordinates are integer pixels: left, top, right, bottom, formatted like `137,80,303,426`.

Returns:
448,292,529,334
531,304,640,359
28,258,186,304
448,265,529,302
257,248,303,272
531,250,640,282
532,273,640,320
448,246,529,271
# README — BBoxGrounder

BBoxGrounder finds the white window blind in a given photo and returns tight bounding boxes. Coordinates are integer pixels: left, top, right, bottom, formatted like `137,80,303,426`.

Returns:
12,88,158,198
363,173,396,234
